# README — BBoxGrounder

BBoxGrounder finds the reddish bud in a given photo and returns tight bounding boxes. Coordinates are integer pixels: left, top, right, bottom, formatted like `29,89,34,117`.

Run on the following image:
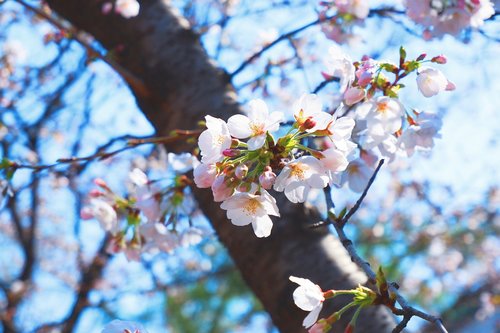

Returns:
344,324,354,333
431,55,447,64
94,178,108,188
89,189,104,198
302,118,316,131
416,53,427,61
223,149,241,158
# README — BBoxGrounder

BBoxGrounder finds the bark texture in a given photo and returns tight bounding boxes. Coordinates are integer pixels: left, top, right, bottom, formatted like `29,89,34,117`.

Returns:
45,1,396,331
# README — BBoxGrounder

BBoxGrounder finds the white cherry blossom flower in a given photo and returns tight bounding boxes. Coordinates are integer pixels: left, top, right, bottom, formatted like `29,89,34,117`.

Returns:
220,189,279,238
274,156,329,203
399,111,442,156
320,147,349,184
115,0,140,18
193,163,217,188
140,222,179,254
323,46,355,93
289,276,325,328
180,226,209,247
81,199,118,232
128,169,162,222
335,0,370,19
356,96,404,136
102,320,147,333
323,115,356,152
129,168,148,186
345,158,373,192
416,67,455,98
198,115,232,164
167,152,199,174
228,99,284,150
293,94,332,133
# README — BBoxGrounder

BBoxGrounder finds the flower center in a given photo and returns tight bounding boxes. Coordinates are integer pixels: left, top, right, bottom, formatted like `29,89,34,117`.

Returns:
376,101,389,114
250,122,265,136
243,198,261,215
290,163,308,180
215,134,226,145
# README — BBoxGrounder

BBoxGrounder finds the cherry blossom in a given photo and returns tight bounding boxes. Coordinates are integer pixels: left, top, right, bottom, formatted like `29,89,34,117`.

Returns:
81,199,119,232
198,115,232,164
101,320,147,333
399,111,443,156
335,0,370,19
220,189,279,238
356,96,404,137
227,99,284,150
274,156,329,203
293,94,331,132
289,276,325,328
193,163,217,188
140,222,179,254
180,226,208,247
405,0,495,38
416,67,455,98
115,0,140,19
323,46,355,93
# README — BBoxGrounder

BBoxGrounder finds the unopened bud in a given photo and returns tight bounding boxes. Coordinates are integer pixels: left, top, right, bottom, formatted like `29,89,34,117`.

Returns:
235,164,248,179
302,117,316,131
259,166,276,190
223,149,241,158
416,53,427,61
89,189,104,198
431,55,447,64
94,178,108,188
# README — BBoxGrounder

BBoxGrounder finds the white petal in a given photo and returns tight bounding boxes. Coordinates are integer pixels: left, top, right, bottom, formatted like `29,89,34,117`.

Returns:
285,183,307,203
228,114,252,138
247,135,266,150
252,215,273,237
303,304,323,328
248,99,269,120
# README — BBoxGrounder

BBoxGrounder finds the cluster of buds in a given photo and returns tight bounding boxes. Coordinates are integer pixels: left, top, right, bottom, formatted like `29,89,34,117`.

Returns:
194,96,356,237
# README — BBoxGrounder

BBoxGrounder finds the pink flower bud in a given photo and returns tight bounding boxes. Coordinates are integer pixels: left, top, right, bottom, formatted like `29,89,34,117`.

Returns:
89,189,104,198
302,118,316,131
431,55,447,64
94,178,108,188
344,86,365,106
223,149,241,158
235,164,248,179
259,167,276,190
80,207,94,220
101,2,112,14
193,163,217,188
211,175,233,202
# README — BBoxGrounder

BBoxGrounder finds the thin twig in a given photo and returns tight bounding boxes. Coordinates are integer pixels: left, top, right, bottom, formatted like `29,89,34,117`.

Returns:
340,159,385,227
320,164,448,332
13,0,149,96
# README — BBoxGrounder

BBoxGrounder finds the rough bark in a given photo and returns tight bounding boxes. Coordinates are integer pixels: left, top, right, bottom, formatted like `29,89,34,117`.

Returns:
45,1,396,331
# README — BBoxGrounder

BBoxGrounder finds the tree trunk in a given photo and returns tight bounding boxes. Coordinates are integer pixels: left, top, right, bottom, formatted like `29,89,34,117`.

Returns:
45,1,396,331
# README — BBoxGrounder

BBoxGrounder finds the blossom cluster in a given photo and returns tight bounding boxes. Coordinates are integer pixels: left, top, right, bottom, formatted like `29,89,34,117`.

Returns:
193,46,454,238
81,153,207,260
406,0,495,39
194,95,356,237
319,0,371,44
